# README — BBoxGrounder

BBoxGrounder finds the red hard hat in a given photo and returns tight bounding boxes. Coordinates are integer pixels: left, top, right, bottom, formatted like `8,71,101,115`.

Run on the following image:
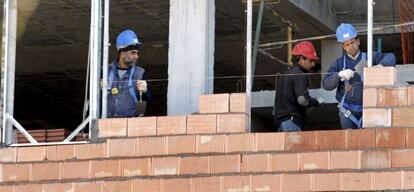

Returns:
291,41,319,60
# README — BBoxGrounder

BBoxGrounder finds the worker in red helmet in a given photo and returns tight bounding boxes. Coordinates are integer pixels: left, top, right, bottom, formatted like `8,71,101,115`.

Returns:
274,41,321,132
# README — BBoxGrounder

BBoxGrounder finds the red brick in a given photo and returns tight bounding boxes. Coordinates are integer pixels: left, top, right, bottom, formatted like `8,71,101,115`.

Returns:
363,108,392,127
407,128,414,147
18,146,46,162
32,162,60,181
301,151,329,170
221,175,252,192
0,148,17,162
198,93,229,113
346,129,376,149
285,131,315,151
61,161,90,179
102,180,132,192
393,108,414,127
76,143,106,159
152,157,179,176
157,116,186,135
0,186,13,192
241,154,270,172
217,114,248,133
376,128,406,148
44,183,73,192
361,150,391,169
163,178,191,192
226,133,255,152
408,86,414,105
74,182,101,192
136,137,166,156
363,88,378,107
364,67,396,87
392,149,414,168
107,138,135,157
55,145,77,161
127,117,157,136
255,132,284,152
252,174,281,192
15,184,43,192
91,159,120,178
187,115,217,134
315,130,345,150
167,135,195,154
378,87,408,107
192,177,220,192
180,156,210,174
134,179,162,192
342,172,373,191
330,150,361,169
196,135,225,153
374,171,403,190
98,118,127,137
121,158,151,177
2,163,30,181
272,153,300,172
210,155,240,174
405,171,414,189
230,93,250,113
312,173,341,191
282,174,311,191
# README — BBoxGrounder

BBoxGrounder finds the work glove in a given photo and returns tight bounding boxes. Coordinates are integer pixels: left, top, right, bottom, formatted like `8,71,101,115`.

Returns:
137,80,147,93
316,97,325,104
338,69,354,81
373,64,384,68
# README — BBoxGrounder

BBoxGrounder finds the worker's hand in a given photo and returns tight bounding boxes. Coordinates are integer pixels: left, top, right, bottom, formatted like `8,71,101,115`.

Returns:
316,97,325,104
338,69,354,81
373,64,384,68
137,80,147,93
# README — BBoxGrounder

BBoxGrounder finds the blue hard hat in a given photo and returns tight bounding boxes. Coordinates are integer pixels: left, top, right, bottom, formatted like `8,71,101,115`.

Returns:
116,30,142,50
336,23,357,43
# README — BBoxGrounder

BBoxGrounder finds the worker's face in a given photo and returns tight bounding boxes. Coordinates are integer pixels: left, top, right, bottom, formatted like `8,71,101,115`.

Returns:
121,49,139,66
299,57,316,72
342,38,360,57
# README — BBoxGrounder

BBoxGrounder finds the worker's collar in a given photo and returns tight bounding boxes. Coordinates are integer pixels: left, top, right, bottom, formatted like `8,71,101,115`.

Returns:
347,51,360,60
296,64,309,73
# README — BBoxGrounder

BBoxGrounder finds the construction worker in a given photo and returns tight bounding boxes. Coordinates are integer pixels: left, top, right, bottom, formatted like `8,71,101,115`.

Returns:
107,29,152,118
274,41,321,132
323,23,396,129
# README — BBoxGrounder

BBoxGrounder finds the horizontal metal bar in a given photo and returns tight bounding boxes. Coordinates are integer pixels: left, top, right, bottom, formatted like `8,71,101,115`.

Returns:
10,141,88,147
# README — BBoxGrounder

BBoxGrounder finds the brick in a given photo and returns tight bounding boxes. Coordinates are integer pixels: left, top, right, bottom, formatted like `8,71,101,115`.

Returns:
47,145,76,161
272,153,300,172
378,87,408,107
3,163,30,181
342,172,373,191
226,133,254,152
408,86,414,105
330,151,361,169
91,159,120,178
392,149,414,168
136,137,166,156
199,93,229,113
157,116,186,135
241,154,270,172
312,173,341,191
315,130,345,150
393,108,414,127
407,128,414,147
163,178,191,192
346,129,375,149
32,162,60,181
364,67,396,87
210,154,240,174
98,118,127,137
180,156,210,174
252,174,281,192
217,114,248,133
376,128,406,148
363,88,378,107
361,150,391,169
230,93,250,113
192,177,220,192
102,180,132,192
221,175,251,192
363,108,392,127
127,117,157,136
196,135,225,153
374,171,403,190
0,148,17,162
405,171,414,189
107,138,135,157
18,146,46,162
282,174,311,191
134,179,162,192
301,151,329,170
121,158,151,177
285,131,315,151
255,132,284,152
187,115,217,134
167,135,195,154
15,184,43,192
44,183,73,192
61,161,90,179
0,186,13,192
152,157,179,176
74,182,101,192
76,143,106,159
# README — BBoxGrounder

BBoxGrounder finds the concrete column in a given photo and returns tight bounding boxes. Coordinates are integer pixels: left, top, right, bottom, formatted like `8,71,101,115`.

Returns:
321,39,343,81
167,0,215,115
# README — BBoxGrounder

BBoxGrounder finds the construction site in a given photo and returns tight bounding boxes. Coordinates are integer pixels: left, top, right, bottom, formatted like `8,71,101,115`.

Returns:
0,0,414,191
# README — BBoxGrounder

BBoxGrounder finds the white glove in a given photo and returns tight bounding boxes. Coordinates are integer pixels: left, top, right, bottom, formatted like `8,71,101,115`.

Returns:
316,97,325,104
373,64,384,68
338,69,354,81
137,80,147,93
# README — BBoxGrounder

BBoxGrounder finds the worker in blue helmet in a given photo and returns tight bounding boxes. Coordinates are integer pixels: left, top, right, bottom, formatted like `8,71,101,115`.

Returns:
322,23,396,129
106,29,153,117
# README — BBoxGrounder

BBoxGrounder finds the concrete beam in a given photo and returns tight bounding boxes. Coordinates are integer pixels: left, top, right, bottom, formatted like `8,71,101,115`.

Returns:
289,0,337,32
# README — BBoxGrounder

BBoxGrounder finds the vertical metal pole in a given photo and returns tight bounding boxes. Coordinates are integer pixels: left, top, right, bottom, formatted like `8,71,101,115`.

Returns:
252,0,264,81
246,0,252,132
367,0,374,67
287,26,293,66
101,0,109,118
